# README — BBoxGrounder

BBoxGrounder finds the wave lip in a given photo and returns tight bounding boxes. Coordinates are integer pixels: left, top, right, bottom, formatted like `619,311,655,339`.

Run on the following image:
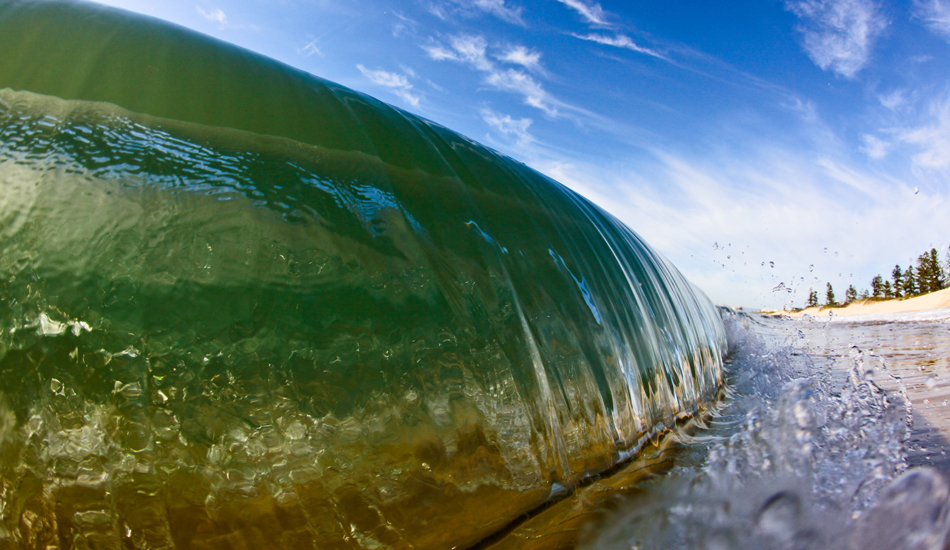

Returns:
0,1,725,548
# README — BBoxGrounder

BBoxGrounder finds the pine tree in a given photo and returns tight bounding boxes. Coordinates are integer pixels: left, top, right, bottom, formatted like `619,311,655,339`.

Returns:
904,265,918,296
929,248,946,290
807,288,819,308
846,285,857,303
917,253,931,294
859,289,870,300
891,265,903,298
884,280,893,298
826,283,836,306
871,275,883,297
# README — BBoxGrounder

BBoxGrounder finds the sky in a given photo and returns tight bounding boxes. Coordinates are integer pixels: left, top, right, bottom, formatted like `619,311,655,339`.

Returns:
90,0,950,309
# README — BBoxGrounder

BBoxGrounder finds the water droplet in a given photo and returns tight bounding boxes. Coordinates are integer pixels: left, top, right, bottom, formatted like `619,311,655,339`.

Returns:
926,375,937,390
727,255,731,259
914,187,919,194
809,264,813,272
769,261,775,268
713,242,718,250
761,262,765,267
824,247,828,253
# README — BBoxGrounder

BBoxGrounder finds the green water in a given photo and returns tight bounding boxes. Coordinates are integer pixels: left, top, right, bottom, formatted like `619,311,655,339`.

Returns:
0,1,725,548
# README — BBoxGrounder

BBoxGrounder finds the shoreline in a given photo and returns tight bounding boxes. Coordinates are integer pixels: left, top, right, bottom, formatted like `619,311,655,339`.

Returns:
769,287,950,319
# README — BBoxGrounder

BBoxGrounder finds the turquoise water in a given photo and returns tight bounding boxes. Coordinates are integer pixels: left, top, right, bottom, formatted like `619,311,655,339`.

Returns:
0,1,725,548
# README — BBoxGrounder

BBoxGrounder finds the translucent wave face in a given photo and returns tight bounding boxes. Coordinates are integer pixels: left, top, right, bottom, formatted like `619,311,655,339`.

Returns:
0,2,724,547
0,90,723,548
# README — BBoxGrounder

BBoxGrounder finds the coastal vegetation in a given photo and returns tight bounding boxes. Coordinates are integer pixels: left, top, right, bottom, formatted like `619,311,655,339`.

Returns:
806,247,948,308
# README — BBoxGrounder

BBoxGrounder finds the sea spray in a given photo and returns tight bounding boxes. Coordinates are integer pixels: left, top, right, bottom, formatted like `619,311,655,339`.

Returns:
581,312,950,550
0,1,725,547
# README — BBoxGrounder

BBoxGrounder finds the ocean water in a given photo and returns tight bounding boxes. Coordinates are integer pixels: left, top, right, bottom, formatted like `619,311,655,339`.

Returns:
0,1,725,548
578,311,950,550
3,2,947,549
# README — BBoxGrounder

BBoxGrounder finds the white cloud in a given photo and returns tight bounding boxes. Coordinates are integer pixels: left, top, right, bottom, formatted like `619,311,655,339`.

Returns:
424,35,557,114
472,0,524,24
556,0,608,25
425,0,524,25
486,70,556,114
481,108,533,145
299,39,322,57
197,6,227,24
862,134,890,159
497,46,542,71
877,89,908,111
530,145,942,310
423,35,493,70
571,33,665,59
897,92,950,171
356,65,421,106
785,0,887,78
914,0,950,40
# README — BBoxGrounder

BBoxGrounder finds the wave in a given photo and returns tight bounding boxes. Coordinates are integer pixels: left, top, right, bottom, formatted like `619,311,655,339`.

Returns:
0,1,725,547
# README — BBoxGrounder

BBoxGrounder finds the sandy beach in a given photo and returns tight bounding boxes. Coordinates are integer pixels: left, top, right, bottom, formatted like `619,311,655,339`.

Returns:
778,287,950,318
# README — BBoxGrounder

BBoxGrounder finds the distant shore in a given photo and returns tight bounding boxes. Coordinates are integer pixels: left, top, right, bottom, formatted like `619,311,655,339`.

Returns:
768,287,950,318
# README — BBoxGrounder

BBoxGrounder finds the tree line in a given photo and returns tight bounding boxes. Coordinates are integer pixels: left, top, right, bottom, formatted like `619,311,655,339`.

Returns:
806,247,948,308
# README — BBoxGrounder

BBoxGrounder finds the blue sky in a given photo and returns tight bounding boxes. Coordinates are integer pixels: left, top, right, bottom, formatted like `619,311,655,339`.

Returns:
91,0,950,309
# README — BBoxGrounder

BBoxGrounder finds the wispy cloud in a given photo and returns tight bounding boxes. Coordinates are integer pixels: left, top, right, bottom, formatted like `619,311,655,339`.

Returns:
299,38,322,57
914,0,950,40
423,35,558,114
425,0,524,25
878,89,909,111
785,0,887,78
356,65,421,106
531,143,937,310
571,33,665,59
897,91,950,171
392,11,419,38
482,108,533,145
472,0,524,24
497,46,542,72
556,0,608,25
862,134,890,158
485,70,554,114
197,6,227,25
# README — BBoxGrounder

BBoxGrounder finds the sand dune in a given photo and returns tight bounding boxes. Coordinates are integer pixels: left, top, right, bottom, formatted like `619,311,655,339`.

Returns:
785,287,950,318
